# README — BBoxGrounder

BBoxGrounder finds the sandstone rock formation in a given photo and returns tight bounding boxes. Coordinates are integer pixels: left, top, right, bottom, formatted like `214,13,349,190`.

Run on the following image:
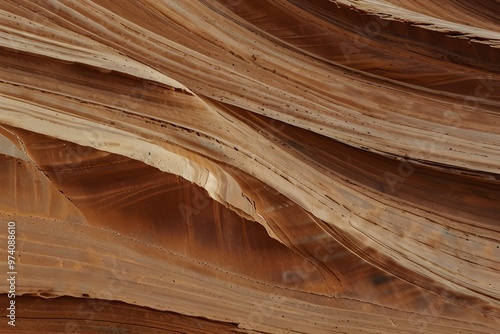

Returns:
1,1,499,333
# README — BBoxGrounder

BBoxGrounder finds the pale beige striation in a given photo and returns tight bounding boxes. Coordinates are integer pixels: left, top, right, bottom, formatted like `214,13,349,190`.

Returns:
0,1,499,333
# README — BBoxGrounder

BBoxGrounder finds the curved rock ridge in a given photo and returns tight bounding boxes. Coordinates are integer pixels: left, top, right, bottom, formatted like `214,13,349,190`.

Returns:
0,1,499,333
7,295,241,333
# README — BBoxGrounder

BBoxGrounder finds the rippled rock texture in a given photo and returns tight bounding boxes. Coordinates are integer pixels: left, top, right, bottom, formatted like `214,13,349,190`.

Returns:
1,1,499,333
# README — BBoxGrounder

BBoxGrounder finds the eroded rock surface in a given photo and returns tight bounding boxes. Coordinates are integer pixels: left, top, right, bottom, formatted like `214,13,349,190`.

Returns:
0,1,499,333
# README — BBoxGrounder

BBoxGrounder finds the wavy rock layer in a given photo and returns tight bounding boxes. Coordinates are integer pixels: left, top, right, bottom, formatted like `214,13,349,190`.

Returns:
0,0,499,333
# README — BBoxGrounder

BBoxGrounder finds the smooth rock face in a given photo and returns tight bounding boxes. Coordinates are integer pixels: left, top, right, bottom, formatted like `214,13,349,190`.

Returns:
0,1,499,333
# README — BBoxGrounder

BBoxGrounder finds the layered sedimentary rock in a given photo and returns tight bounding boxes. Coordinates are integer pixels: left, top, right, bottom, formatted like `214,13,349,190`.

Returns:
0,1,499,333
